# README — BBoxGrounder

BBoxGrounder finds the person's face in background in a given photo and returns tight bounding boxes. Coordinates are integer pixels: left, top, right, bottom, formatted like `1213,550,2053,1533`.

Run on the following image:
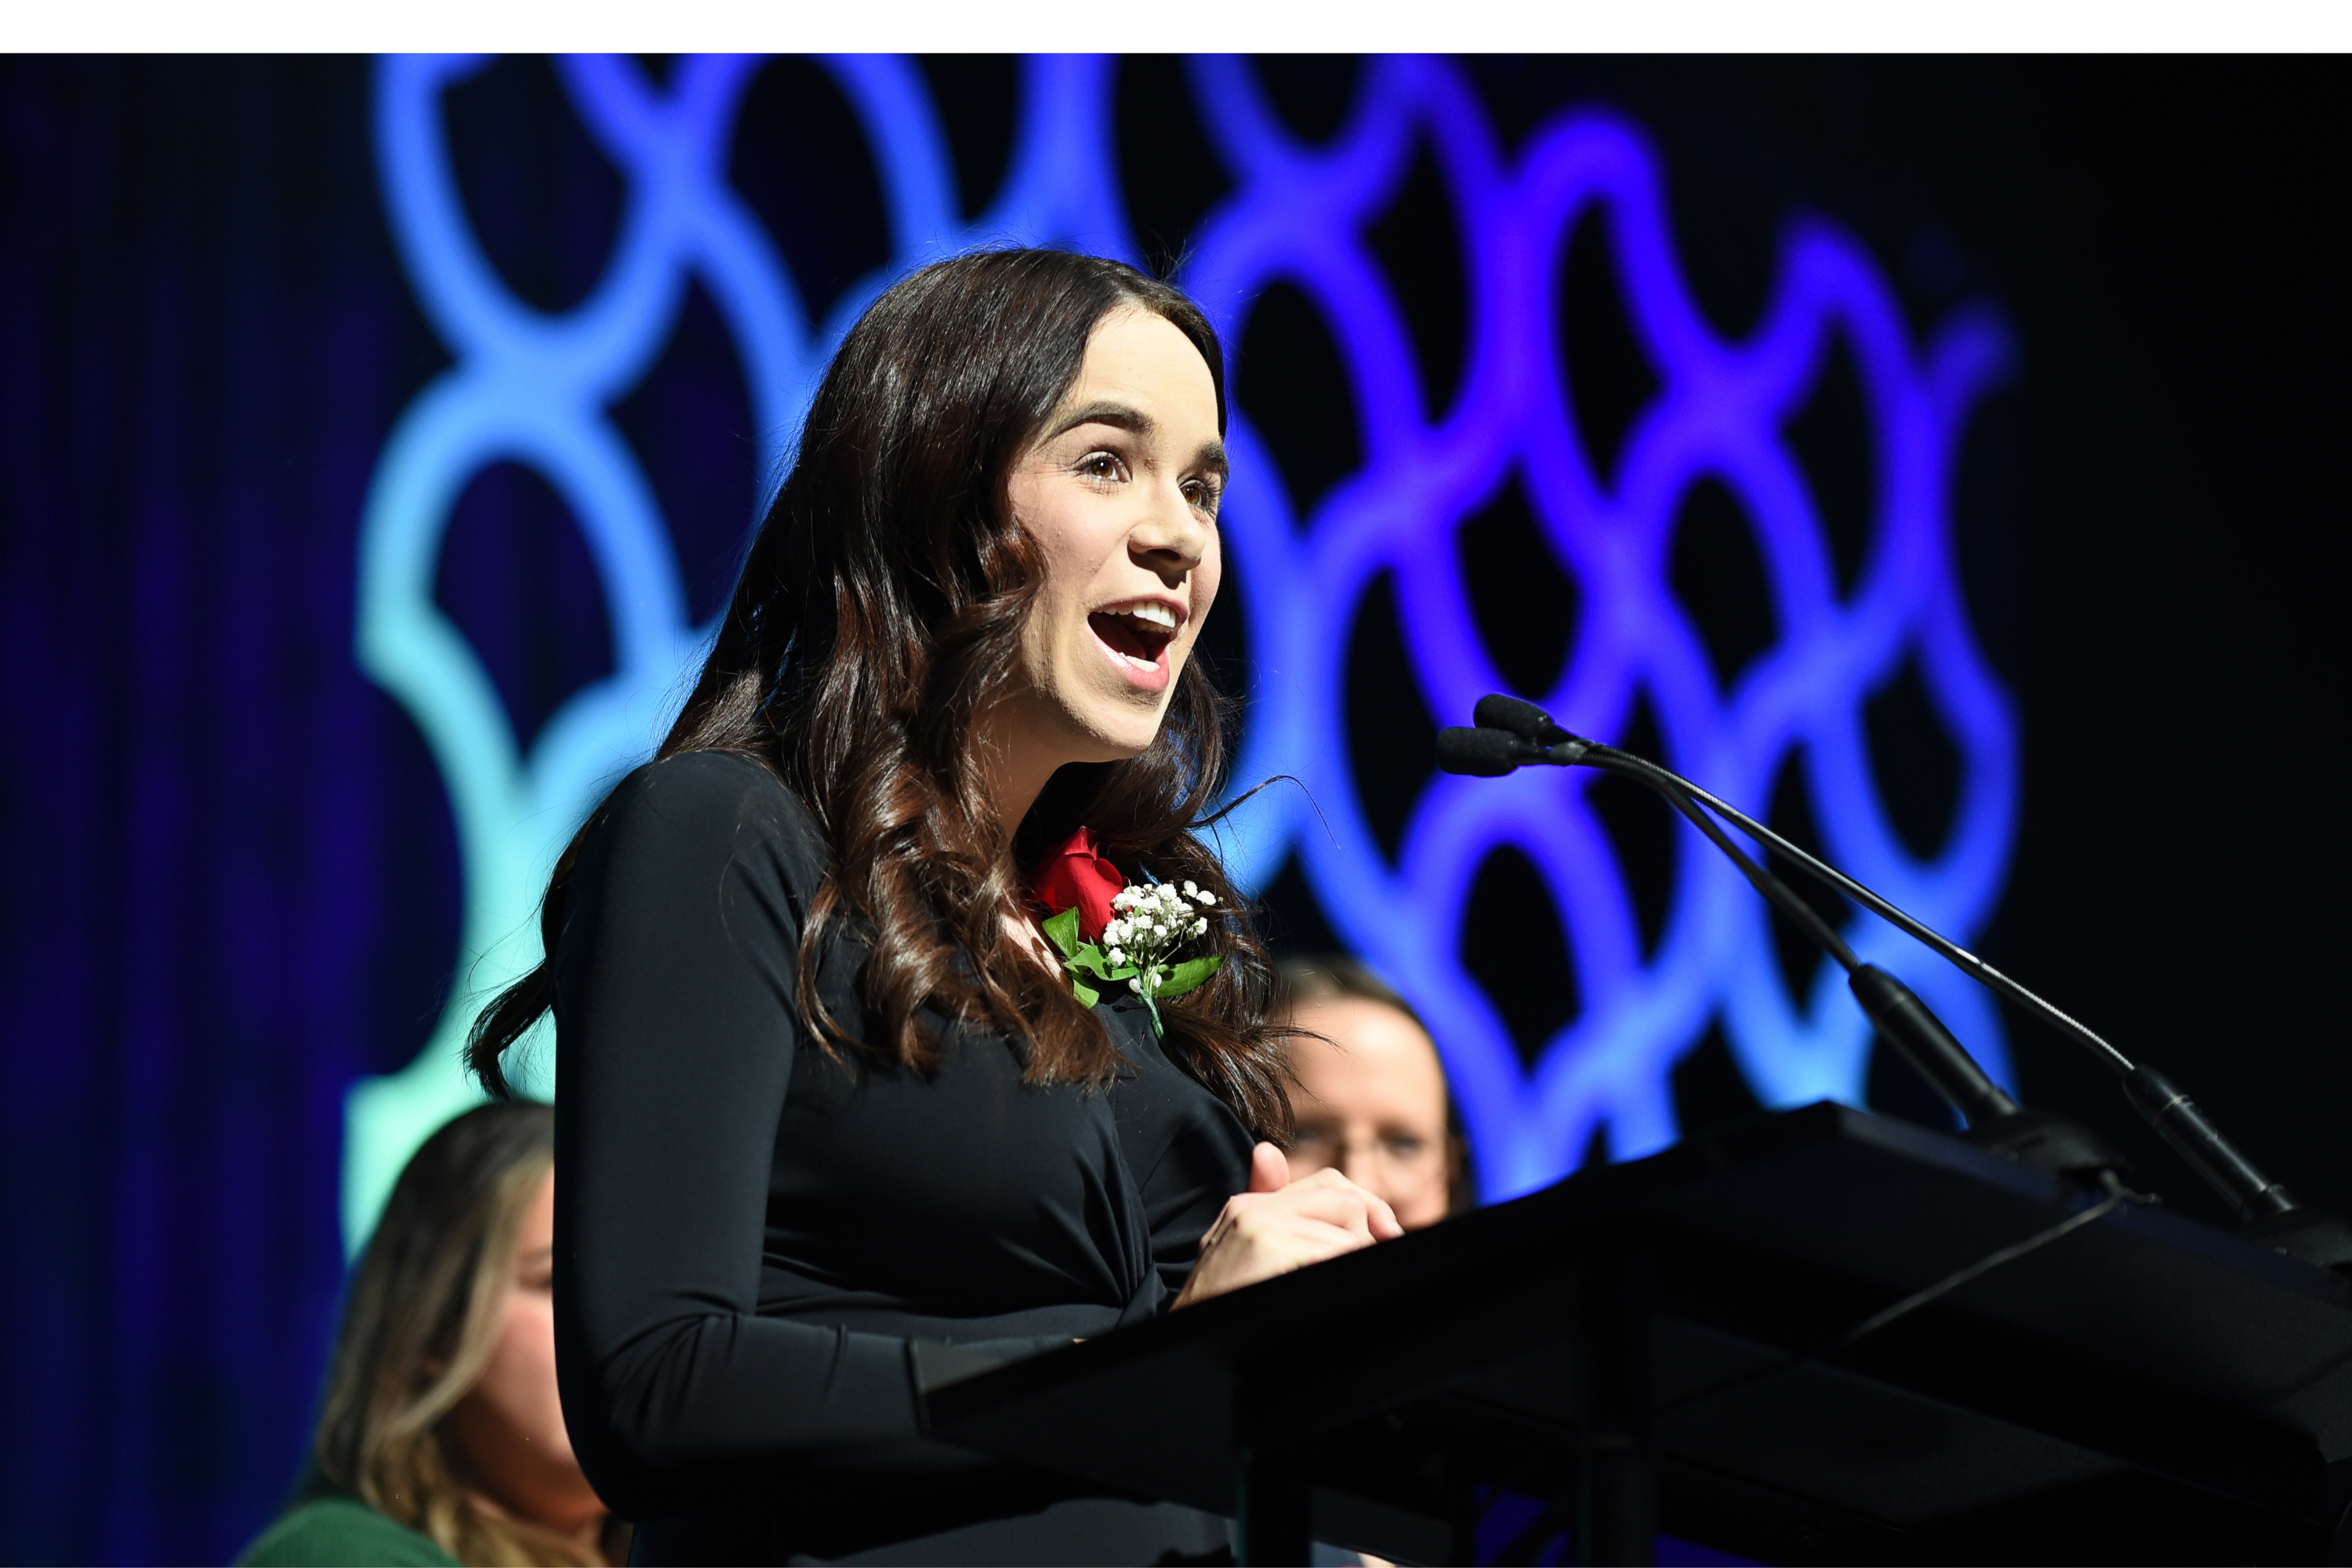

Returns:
438,1170,608,1546
1283,996,1456,1229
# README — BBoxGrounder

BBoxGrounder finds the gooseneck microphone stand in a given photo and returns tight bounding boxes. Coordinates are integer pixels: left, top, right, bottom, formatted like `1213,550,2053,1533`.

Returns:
1439,694,2352,1273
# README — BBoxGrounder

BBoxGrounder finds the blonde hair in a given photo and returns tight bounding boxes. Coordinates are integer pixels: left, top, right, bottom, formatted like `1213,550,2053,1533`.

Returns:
310,1102,616,1566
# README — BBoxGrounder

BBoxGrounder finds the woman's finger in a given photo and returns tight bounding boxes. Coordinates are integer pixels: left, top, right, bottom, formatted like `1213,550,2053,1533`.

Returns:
1242,1217,1367,1272
1283,1167,1406,1242
1267,1185,1383,1240
1222,1176,1391,1243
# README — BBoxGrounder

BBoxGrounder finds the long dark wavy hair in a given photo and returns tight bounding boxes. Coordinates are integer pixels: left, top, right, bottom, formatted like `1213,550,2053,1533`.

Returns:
468,249,1292,1139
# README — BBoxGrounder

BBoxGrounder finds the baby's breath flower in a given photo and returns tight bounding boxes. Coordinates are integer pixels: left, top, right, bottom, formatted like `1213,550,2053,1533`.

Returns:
1074,874,1224,1036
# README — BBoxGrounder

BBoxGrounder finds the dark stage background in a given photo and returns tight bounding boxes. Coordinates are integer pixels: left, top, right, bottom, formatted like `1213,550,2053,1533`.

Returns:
0,55,2343,1565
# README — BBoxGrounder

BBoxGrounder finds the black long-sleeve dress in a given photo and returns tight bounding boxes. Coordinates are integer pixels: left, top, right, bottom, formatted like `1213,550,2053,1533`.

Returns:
550,751,1255,1564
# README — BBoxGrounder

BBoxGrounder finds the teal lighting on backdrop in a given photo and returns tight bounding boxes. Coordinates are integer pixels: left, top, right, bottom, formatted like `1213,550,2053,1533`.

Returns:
349,53,2018,1247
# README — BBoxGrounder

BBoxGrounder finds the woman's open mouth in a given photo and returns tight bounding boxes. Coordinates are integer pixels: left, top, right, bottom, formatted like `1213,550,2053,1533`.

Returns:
1087,600,1182,684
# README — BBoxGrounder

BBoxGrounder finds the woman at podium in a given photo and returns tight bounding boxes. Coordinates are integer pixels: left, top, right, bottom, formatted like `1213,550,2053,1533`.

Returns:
464,249,1401,1565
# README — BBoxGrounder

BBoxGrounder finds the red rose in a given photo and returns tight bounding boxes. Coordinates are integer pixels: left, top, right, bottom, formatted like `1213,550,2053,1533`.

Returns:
1030,827,1124,942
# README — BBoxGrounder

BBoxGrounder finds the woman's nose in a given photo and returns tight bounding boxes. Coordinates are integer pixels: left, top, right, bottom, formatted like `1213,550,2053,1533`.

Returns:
1129,485,1211,577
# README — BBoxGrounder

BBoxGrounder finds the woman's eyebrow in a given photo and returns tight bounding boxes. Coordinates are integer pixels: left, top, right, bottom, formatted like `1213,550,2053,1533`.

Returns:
1049,400,1154,441
1049,401,1225,477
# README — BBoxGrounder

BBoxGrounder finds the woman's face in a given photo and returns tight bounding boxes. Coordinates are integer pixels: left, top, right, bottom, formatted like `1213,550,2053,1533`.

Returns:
1283,996,1457,1229
1003,307,1225,766
439,1169,606,1537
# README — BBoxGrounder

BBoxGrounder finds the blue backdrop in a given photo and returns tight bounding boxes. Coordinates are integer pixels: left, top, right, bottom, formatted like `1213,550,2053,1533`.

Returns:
2,54,2344,1566
340,50,2025,1248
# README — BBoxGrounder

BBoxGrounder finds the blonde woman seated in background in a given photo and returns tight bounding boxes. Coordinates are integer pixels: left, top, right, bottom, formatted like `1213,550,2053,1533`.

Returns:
1278,956,1473,1229
236,1102,624,1567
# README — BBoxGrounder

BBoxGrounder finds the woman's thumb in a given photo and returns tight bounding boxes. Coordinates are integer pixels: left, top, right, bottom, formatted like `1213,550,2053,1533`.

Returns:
1249,1142,1289,1193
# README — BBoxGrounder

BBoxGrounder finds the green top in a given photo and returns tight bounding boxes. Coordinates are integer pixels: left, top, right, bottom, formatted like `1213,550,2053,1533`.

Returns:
234,1495,460,1567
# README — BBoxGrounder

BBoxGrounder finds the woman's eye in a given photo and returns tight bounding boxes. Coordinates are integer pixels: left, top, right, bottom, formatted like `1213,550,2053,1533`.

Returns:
1078,452,1124,482
1185,479,1222,517
1383,1135,1427,1161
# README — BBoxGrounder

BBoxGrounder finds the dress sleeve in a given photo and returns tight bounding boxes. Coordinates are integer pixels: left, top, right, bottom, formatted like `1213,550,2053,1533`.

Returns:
549,754,965,1520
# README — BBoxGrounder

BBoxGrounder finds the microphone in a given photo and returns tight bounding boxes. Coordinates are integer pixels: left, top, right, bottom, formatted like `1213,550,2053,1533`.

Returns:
1439,710,2095,1165
1434,726,1546,776
1848,963,2020,1130
1474,693,1579,750
1439,695,2352,1269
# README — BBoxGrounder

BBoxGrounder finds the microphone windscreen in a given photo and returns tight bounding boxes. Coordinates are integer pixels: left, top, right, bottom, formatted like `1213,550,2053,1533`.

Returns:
1436,727,1525,776
1474,692,1575,747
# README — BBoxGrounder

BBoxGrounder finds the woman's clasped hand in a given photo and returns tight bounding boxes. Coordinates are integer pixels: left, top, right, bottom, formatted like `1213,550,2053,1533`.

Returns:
1174,1142,1404,1308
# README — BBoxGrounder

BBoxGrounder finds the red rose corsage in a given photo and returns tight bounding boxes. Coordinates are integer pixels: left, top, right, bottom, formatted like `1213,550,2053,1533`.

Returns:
1029,827,1222,1035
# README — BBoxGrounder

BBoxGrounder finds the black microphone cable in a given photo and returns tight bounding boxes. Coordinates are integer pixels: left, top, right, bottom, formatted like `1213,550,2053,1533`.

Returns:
1438,720,1862,974
1439,695,2352,1260
1438,713,2047,1145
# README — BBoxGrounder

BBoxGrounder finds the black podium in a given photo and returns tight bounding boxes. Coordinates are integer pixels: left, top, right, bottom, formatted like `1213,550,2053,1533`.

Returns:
920,1104,2352,1565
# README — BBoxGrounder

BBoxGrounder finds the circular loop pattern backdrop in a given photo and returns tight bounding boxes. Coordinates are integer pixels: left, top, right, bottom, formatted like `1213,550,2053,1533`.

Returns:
346,53,2016,1244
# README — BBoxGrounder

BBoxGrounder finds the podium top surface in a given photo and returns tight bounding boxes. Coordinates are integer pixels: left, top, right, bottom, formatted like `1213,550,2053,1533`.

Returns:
922,1105,2352,1554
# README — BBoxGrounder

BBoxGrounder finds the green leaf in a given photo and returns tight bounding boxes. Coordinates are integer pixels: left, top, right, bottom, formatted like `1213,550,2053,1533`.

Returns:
1071,949,1142,985
1151,954,1223,999
1071,976,1100,1008
1041,906,1080,960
